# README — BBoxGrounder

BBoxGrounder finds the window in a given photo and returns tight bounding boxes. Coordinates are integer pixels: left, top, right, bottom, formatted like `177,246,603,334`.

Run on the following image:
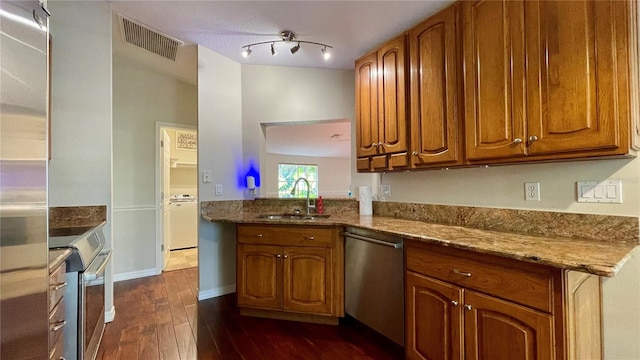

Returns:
278,163,318,198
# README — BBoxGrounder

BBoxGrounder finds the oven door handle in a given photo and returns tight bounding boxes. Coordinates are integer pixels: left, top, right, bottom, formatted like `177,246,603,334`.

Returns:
83,250,112,281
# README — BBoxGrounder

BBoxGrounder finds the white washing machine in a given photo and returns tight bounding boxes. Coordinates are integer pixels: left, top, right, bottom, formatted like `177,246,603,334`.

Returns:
169,195,198,249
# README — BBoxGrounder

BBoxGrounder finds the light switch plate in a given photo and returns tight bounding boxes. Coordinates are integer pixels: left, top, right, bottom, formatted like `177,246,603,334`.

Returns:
215,184,223,196
577,180,622,203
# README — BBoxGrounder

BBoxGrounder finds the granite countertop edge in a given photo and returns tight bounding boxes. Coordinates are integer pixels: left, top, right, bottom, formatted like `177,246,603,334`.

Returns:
49,248,72,272
201,212,638,278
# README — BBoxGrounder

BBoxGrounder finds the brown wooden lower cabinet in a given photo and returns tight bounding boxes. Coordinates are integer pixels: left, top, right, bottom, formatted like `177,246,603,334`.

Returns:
236,224,344,324
406,240,602,360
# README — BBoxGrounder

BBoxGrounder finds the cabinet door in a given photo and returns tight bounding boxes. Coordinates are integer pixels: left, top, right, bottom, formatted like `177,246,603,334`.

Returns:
282,247,332,315
463,0,527,160
378,35,408,155
355,52,379,158
237,244,281,309
410,5,461,167
525,1,629,156
406,271,463,360
464,290,554,360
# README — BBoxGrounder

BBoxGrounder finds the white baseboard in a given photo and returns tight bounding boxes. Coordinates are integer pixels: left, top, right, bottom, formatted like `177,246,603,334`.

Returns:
198,284,236,300
113,268,159,282
104,306,116,323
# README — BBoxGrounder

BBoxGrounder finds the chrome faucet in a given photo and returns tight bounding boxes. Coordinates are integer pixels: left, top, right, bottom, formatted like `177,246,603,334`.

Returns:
290,177,315,214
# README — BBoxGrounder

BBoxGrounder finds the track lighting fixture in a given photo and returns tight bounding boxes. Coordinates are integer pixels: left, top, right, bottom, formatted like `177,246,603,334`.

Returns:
241,30,333,60
290,42,300,54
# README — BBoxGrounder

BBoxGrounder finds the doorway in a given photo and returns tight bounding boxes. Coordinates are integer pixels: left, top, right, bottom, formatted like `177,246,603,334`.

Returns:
156,123,198,273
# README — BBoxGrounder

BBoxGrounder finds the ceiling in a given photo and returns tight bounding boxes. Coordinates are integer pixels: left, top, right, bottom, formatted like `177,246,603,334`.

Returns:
110,0,454,82
266,120,351,158
110,1,454,158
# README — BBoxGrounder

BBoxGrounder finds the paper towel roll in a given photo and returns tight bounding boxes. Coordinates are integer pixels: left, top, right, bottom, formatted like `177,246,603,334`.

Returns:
246,175,256,190
359,186,372,215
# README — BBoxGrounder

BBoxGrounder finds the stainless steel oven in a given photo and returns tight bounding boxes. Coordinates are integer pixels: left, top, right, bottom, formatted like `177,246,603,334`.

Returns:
50,223,111,360
81,250,110,360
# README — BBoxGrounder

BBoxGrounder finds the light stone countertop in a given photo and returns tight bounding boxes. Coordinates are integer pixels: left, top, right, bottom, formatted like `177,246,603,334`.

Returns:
202,210,638,277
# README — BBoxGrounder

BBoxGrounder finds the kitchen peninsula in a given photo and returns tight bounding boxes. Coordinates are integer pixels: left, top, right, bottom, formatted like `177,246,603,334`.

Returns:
202,198,638,359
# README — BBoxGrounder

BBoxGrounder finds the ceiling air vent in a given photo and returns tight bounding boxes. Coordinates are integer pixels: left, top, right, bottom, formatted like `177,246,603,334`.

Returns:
118,14,183,61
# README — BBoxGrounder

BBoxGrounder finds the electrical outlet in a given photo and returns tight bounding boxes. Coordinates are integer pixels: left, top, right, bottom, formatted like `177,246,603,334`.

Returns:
381,184,391,197
215,184,223,196
525,182,540,201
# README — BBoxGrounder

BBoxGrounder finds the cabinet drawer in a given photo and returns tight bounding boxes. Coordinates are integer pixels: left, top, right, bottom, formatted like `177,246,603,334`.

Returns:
238,225,335,247
48,299,66,349
49,262,66,312
406,241,557,313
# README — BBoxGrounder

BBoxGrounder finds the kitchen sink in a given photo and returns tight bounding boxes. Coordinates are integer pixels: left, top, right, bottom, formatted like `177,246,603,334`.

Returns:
257,213,331,221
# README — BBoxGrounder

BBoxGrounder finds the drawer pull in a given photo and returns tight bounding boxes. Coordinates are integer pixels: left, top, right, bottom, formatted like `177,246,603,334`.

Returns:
276,254,281,258
451,300,459,306
284,255,288,259
464,304,473,311
50,282,67,291
304,236,315,240
453,269,472,277
256,234,263,237
50,320,66,332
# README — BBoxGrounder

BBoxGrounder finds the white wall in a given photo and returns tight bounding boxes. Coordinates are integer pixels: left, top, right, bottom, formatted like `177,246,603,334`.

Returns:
240,65,360,198
197,45,243,297
265,154,351,197
112,54,197,279
381,157,640,358
48,0,114,317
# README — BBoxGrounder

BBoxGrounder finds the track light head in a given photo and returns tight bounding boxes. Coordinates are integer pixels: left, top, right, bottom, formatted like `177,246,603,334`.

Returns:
242,47,251,58
271,42,277,56
321,46,331,60
290,42,301,54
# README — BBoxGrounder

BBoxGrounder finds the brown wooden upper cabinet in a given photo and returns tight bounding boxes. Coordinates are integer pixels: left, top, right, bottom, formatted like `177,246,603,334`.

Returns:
355,35,409,171
463,0,632,162
355,0,636,172
409,4,462,168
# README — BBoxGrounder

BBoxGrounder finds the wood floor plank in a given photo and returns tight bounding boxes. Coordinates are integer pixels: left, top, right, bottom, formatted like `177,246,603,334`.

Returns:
159,347,180,360
174,322,198,360
138,328,160,360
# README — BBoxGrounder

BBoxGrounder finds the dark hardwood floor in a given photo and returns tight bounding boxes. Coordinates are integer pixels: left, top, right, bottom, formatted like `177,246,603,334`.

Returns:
97,267,404,360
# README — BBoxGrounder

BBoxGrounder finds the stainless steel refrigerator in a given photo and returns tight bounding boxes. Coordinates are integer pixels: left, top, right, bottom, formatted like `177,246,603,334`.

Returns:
0,1,50,358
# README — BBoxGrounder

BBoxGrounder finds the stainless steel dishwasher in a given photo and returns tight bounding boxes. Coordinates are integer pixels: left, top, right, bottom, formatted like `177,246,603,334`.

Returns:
344,227,404,346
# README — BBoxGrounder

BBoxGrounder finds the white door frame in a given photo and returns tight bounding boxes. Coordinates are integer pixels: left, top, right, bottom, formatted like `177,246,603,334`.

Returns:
154,122,197,274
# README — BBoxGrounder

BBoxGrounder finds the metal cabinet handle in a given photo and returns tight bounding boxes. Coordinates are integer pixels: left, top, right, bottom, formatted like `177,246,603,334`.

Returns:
412,151,418,156
50,282,67,291
276,254,281,258
464,304,473,311
304,236,315,240
50,320,66,332
451,300,459,306
256,234,263,237
529,135,538,142
453,269,472,277
513,138,522,144
284,255,288,259
378,142,383,146
373,143,378,147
